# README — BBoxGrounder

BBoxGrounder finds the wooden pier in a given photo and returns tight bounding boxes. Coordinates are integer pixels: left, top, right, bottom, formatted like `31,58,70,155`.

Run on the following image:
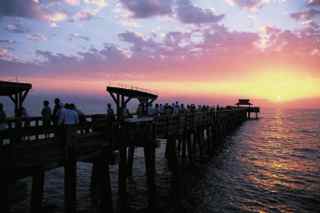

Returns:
0,81,260,213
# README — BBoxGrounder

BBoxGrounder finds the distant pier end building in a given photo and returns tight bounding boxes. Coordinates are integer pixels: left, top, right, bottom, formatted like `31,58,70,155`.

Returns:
235,99,260,119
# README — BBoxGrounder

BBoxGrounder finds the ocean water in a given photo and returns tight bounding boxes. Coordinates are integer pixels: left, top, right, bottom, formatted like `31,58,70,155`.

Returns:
189,109,320,213
10,109,320,212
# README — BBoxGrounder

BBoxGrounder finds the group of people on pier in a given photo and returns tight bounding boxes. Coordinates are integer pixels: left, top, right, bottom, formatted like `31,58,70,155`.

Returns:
134,101,213,118
42,98,86,126
0,99,221,130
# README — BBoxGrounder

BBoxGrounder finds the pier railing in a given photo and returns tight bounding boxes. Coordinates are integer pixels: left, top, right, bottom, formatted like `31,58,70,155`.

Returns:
0,108,247,145
0,109,246,144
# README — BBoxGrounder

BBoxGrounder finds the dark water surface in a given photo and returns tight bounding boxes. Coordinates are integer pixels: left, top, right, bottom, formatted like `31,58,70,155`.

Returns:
191,109,320,213
11,109,320,212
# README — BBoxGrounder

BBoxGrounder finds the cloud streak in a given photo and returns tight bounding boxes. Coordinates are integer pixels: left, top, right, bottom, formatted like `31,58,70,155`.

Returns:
176,0,224,24
119,0,173,18
225,0,270,11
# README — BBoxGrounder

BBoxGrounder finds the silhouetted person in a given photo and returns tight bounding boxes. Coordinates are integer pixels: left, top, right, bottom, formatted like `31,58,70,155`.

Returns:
180,103,185,113
147,103,154,116
154,103,160,117
0,103,7,130
123,106,131,118
106,103,115,122
70,103,86,124
41,100,52,128
159,103,164,114
20,106,30,127
136,103,143,118
53,98,63,125
58,103,79,125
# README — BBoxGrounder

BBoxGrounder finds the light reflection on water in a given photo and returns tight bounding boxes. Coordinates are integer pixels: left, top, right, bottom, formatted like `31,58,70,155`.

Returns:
193,109,320,213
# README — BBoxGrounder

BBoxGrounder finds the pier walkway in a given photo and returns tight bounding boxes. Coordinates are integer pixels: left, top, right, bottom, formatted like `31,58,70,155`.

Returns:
0,82,260,213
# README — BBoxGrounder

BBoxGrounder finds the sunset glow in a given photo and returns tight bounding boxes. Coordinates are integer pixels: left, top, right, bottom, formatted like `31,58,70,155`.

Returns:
1,0,320,108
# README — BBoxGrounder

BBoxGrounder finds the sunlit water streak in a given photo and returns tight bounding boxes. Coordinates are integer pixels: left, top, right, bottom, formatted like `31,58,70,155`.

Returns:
192,109,320,213
10,109,320,212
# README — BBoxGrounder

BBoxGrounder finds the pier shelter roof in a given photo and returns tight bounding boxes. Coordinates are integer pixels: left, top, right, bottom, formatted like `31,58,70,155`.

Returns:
106,86,158,119
107,86,157,100
0,81,32,96
236,99,252,106
0,81,32,116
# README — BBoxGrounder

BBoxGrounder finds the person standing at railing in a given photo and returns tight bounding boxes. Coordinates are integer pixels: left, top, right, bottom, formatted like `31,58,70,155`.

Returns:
0,103,7,130
106,103,115,122
41,100,52,127
58,103,79,125
154,103,160,117
159,103,164,114
41,100,52,138
21,106,30,127
136,103,143,118
53,98,63,125
123,105,131,118
70,103,86,124
180,103,186,113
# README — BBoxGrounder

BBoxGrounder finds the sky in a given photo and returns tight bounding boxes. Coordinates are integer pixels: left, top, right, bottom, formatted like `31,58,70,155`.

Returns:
0,0,320,114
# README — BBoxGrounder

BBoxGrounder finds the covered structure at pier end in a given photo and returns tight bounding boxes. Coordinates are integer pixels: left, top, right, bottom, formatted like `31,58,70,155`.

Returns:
235,99,252,107
0,81,32,117
235,99,260,119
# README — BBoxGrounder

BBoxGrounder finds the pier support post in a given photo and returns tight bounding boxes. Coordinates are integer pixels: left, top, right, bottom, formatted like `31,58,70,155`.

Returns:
144,142,156,209
30,169,44,213
187,132,193,163
96,153,113,213
167,137,178,171
167,136,181,206
0,172,9,213
118,146,128,212
127,146,135,176
64,126,77,213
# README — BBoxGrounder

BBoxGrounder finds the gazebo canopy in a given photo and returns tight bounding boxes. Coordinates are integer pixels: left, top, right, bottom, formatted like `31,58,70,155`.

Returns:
107,86,157,100
0,81,32,96
0,81,32,117
106,86,158,119
236,99,252,106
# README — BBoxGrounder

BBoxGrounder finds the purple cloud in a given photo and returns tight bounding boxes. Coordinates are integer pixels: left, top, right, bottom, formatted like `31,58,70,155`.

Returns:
0,40,16,45
291,9,320,21
119,0,173,18
0,48,17,61
1,24,320,83
0,0,43,19
69,33,90,41
176,0,224,24
308,0,320,6
26,33,47,42
5,22,29,33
